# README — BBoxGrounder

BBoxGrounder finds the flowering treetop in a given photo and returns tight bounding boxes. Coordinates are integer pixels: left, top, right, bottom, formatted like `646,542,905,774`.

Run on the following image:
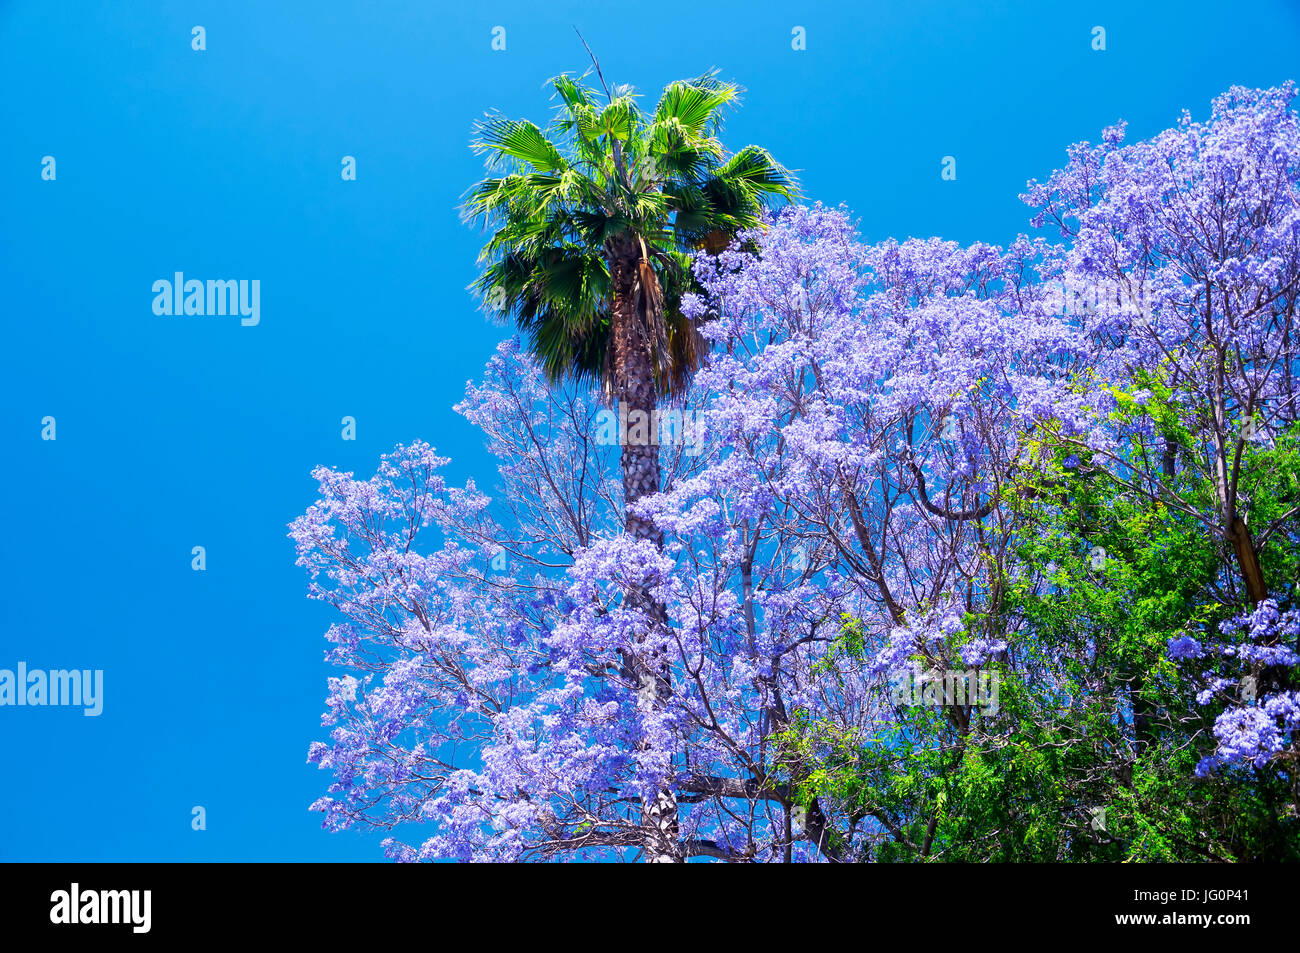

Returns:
292,83,1300,861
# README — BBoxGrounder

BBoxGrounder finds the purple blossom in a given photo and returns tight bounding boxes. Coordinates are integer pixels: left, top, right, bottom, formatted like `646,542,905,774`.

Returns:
1167,635,1205,661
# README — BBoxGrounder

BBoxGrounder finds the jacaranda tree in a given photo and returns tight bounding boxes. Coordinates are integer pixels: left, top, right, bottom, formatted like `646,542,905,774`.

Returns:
293,84,1300,861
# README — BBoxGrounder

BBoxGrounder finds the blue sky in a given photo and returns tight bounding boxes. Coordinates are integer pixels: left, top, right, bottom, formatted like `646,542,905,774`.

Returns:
1,0,1297,861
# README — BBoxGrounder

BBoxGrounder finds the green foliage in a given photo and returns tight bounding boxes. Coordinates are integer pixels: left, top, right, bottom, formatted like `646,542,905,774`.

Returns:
464,69,796,397
781,423,1300,860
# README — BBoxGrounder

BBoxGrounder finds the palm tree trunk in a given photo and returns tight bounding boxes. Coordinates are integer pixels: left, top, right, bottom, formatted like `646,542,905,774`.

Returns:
609,246,680,862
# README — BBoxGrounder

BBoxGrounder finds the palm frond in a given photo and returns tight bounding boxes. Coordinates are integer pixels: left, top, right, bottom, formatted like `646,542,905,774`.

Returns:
653,71,739,137
472,117,567,173
465,68,795,400
712,145,799,203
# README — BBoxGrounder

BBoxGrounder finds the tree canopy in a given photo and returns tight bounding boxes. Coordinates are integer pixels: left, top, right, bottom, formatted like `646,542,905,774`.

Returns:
293,82,1300,861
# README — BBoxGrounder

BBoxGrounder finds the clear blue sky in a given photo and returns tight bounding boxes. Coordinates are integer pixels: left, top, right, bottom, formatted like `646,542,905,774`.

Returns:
1,0,1297,861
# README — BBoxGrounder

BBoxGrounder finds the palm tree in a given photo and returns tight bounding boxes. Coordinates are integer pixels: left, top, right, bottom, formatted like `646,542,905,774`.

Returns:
465,64,795,539
464,61,795,861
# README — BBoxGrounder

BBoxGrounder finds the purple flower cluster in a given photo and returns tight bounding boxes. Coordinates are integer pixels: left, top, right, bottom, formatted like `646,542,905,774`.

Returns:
1166,601,1300,775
